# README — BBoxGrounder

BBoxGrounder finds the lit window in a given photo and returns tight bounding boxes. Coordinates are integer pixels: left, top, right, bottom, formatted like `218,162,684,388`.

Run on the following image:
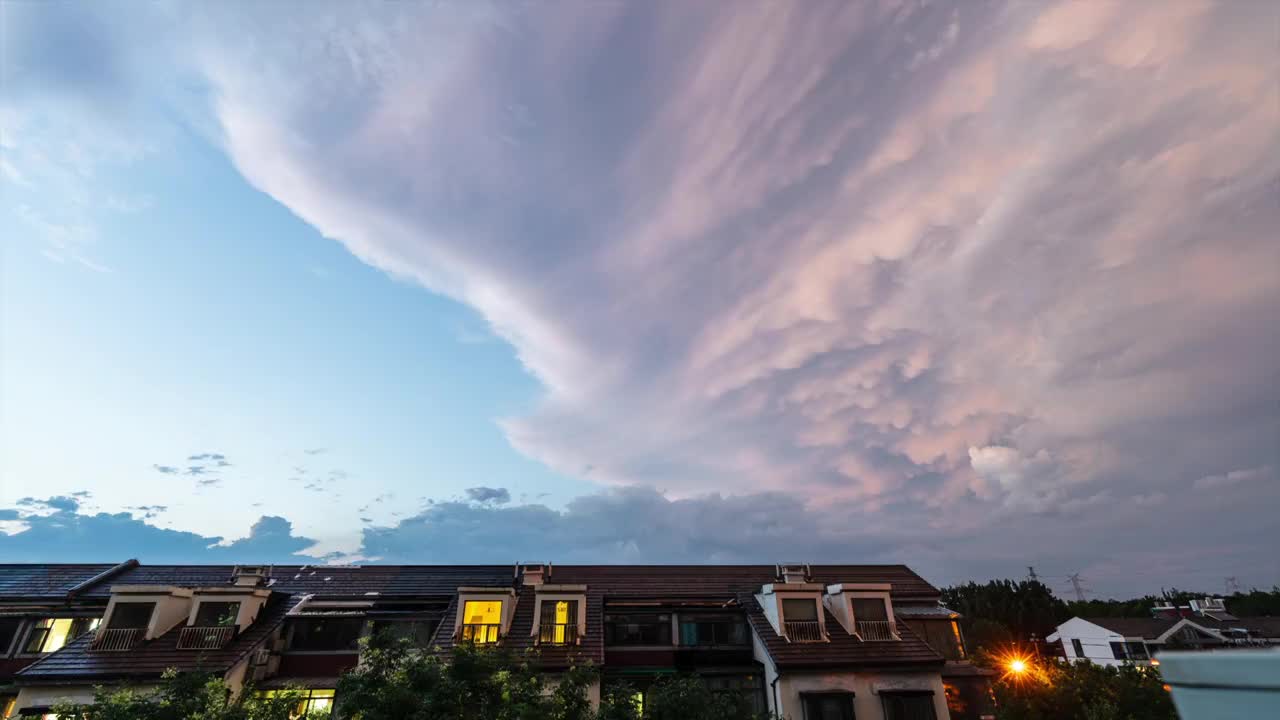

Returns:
23,618,99,654
538,600,579,644
2,696,15,719
460,600,503,643
264,689,335,718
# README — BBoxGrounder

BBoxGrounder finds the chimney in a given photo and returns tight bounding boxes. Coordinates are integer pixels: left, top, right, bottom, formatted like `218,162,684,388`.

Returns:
231,565,271,587
519,562,549,587
778,563,811,585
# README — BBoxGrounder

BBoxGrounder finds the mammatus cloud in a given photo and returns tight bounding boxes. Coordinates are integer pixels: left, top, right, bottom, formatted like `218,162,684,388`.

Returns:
4,1,1278,589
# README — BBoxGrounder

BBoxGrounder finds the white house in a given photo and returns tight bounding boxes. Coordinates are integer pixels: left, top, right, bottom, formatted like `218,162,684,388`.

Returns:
1047,617,1225,666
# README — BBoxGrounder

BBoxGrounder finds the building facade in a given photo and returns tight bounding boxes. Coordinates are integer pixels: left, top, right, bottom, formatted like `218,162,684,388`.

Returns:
1,561,994,720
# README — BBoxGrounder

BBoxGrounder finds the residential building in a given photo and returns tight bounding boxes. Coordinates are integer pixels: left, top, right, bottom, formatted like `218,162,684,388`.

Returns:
1,561,994,720
1048,598,1280,667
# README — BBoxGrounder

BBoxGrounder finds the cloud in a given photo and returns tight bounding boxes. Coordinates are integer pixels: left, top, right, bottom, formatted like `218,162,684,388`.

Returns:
188,453,227,461
464,486,511,504
0,496,317,562
153,465,180,474
9,1,1279,588
1194,465,1276,490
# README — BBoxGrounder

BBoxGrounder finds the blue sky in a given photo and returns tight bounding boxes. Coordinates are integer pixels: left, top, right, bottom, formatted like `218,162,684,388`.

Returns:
2,1,1277,597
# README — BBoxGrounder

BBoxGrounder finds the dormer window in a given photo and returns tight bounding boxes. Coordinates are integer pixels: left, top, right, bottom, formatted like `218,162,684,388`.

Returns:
781,598,824,642
177,601,242,650
850,597,898,641
538,600,579,644
460,600,503,644
92,602,153,652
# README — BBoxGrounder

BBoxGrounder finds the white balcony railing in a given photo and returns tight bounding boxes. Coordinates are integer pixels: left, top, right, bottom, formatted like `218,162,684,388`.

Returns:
91,627,144,652
177,625,237,650
856,620,899,641
784,620,825,642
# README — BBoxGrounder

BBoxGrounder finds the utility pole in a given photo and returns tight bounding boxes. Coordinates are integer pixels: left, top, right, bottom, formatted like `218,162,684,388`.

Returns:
1068,573,1087,602
1027,566,1039,583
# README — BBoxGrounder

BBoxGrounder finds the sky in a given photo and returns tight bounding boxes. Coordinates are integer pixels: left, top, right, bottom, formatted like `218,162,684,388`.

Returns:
1,0,1277,599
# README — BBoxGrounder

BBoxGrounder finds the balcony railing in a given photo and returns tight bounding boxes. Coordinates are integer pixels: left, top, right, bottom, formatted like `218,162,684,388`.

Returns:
537,623,580,645
177,625,237,650
460,623,502,644
91,627,144,652
784,620,825,643
856,620,899,641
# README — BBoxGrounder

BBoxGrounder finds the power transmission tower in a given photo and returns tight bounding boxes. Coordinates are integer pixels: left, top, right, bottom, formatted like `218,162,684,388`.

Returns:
1225,576,1240,595
1027,566,1039,583
1067,573,1087,602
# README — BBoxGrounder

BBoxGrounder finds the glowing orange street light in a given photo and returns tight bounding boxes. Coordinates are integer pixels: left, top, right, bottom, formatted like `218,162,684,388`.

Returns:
1009,659,1028,674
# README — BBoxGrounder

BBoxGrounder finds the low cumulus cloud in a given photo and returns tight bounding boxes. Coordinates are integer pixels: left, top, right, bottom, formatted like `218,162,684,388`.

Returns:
0,495,317,563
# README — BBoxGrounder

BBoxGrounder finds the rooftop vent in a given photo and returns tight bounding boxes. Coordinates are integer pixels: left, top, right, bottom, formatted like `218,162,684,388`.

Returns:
518,562,551,586
777,563,811,584
231,565,272,587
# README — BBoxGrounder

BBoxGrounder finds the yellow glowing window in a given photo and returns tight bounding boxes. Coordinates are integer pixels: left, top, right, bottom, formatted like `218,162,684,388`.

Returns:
538,600,578,644
461,600,503,643
950,621,966,658
24,618,97,654
2,696,15,719
263,689,335,718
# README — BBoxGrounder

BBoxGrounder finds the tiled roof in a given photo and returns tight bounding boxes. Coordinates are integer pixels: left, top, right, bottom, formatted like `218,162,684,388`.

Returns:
432,565,941,670
742,593,944,670
78,565,516,598
1084,617,1184,639
16,594,296,681
0,565,117,599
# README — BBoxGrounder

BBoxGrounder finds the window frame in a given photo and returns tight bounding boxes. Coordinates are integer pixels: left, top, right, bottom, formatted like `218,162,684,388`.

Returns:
20,617,100,655
0,617,22,657
676,613,750,647
106,601,156,630
531,591,587,645
285,617,367,654
603,611,673,647
880,690,938,720
452,589,514,644
801,691,856,720
1071,638,1084,658
193,600,242,627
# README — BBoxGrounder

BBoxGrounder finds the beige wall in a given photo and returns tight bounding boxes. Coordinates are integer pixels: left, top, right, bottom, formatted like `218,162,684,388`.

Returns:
773,670,949,720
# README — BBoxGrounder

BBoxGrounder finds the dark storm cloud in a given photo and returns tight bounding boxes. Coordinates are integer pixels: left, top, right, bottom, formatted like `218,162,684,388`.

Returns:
464,486,511,505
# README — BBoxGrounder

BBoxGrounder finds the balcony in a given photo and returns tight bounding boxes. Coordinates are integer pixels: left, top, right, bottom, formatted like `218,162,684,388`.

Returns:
537,623,579,645
856,620,899,641
784,620,825,643
91,627,143,652
177,625,238,650
460,623,501,644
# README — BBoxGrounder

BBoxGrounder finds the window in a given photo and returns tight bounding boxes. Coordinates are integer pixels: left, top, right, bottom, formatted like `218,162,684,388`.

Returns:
1071,638,1084,658
538,600,579,644
782,598,819,621
882,692,937,720
194,601,241,627
287,618,364,651
460,600,503,644
1109,640,1149,661
23,617,99,654
678,614,748,646
604,613,671,645
0,618,21,656
803,693,854,720
781,599,822,641
371,618,440,646
851,598,888,621
264,688,334,717
107,602,155,629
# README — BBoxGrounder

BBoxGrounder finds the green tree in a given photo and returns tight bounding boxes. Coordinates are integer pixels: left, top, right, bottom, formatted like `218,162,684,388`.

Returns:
334,631,597,720
992,658,1176,720
52,669,320,720
597,676,775,720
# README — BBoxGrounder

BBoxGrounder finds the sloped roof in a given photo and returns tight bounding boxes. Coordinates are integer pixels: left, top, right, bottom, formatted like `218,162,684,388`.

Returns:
0,565,118,599
1084,617,1185,639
